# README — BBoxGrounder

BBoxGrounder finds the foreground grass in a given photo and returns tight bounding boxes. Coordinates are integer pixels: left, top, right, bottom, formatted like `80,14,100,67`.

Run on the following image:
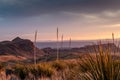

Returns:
79,55,120,80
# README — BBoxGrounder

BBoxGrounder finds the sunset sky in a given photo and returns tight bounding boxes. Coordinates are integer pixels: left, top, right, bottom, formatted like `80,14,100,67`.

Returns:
0,0,120,41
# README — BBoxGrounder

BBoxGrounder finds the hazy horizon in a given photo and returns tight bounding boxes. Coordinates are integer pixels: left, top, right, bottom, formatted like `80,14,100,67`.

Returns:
0,0,120,41
0,36,118,42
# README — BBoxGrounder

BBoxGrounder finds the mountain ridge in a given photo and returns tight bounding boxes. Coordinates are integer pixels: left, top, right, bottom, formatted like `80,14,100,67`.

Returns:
0,37,44,59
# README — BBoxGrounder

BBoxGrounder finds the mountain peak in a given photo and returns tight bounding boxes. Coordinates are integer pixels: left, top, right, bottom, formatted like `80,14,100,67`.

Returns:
0,37,44,59
12,37,23,42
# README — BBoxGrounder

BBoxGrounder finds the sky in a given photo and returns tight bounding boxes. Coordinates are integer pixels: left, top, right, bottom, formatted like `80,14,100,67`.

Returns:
0,0,120,41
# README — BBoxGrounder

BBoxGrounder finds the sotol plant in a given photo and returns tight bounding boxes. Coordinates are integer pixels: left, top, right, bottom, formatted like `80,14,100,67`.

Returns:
79,43,120,80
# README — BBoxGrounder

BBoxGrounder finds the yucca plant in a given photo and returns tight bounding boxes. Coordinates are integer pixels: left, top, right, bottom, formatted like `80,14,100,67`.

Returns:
14,64,29,80
37,64,54,78
28,63,54,79
79,43,120,80
0,63,5,80
51,61,67,71
0,63,5,72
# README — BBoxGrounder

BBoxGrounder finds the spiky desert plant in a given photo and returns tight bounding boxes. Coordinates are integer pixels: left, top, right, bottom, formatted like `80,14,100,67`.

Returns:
14,64,29,80
0,63,5,72
29,63,54,79
37,64,54,78
0,63,5,80
51,61,67,71
78,43,120,80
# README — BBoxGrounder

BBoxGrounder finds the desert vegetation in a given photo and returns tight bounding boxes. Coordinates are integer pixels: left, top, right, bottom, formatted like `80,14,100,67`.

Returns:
0,42,120,80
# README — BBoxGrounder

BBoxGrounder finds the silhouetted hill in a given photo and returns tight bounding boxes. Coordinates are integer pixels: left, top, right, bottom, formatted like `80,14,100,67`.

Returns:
39,43,119,62
0,37,44,58
42,43,119,54
72,43,119,53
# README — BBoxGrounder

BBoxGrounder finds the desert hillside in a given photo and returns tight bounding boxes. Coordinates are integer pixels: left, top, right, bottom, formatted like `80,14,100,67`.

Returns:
0,37,44,62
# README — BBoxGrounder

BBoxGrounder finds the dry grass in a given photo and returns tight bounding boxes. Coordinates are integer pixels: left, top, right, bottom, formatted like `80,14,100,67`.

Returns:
0,54,119,80
78,44,120,80
0,55,26,62
0,43,120,80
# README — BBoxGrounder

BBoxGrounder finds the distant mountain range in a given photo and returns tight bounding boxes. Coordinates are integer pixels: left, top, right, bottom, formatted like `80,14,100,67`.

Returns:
42,43,118,54
36,38,120,49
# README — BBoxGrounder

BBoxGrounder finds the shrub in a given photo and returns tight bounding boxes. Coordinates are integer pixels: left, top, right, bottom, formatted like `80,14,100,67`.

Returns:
0,63,5,72
29,64,54,79
14,64,28,80
51,61,67,71
37,64,54,78
79,44,120,80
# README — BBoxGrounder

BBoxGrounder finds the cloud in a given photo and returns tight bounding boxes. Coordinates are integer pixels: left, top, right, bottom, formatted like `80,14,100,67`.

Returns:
62,9,120,25
0,0,120,18
107,24,120,28
0,0,16,4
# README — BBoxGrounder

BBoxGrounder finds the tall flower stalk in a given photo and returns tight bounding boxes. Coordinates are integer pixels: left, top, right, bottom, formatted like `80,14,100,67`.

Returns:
61,34,63,50
34,30,37,66
56,27,59,61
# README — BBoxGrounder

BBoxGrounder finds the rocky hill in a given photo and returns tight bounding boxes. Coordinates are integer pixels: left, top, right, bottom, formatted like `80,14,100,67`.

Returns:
0,37,44,59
